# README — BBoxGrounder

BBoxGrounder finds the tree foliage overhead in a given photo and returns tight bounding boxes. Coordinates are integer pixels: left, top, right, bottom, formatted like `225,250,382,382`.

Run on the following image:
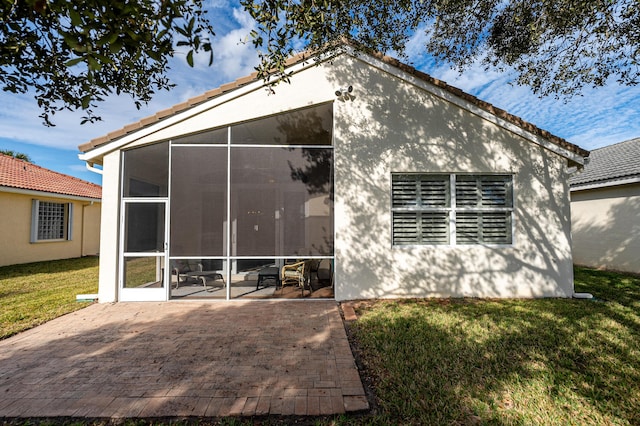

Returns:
1,0,213,125
1,1,638,126
242,0,639,96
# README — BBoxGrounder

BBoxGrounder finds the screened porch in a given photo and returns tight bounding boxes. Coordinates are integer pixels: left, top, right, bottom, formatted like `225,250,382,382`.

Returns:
120,103,335,301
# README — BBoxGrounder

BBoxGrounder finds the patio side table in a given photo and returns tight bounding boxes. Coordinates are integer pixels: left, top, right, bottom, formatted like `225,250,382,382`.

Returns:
256,267,281,290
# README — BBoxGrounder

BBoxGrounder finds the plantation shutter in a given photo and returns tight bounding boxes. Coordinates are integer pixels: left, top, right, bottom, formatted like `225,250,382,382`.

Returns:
392,176,419,208
419,212,449,244
455,175,512,244
455,175,512,207
456,212,511,244
392,212,419,244
392,175,450,245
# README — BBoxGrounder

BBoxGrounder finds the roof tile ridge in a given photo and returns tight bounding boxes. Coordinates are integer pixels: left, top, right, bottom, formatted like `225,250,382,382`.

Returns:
592,137,640,152
572,170,640,185
1,153,31,163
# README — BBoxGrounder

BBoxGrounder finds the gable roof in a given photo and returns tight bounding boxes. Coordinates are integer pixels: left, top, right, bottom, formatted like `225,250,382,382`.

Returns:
0,154,102,200
570,137,640,190
78,46,589,161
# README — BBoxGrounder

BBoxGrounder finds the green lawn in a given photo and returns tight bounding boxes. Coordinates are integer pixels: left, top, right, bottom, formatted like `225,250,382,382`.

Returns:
0,256,99,339
348,267,640,425
1,259,638,425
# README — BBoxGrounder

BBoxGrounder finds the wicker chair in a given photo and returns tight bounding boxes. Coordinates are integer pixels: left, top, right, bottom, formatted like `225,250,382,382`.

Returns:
281,260,310,295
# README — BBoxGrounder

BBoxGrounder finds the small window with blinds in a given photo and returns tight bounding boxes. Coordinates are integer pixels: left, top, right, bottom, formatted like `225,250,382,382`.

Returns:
392,174,513,246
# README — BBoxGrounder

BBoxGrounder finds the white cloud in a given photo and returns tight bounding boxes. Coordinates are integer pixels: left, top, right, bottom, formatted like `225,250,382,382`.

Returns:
405,28,429,60
68,164,89,172
419,57,640,150
206,0,230,8
0,89,175,150
208,8,259,80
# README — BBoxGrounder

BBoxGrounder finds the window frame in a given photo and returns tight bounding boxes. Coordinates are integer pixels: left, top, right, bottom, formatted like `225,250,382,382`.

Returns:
30,200,73,243
391,173,514,247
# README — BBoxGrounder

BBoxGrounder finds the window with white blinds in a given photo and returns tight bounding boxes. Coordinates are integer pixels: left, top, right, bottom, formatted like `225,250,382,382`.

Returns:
392,174,513,246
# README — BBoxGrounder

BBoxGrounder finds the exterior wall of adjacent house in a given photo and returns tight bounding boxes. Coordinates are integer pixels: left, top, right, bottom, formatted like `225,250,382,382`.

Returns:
81,199,102,257
0,190,101,267
91,52,576,301
571,182,640,274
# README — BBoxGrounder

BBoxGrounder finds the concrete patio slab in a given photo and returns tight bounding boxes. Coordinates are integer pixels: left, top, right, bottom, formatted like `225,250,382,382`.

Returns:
0,301,368,419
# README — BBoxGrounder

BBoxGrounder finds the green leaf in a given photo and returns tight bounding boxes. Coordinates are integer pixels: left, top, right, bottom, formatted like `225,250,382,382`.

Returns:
69,9,82,27
65,57,85,67
109,39,123,54
97,33,119,48
186,50,194,67
175,26,189,37
87,55,101,71
80,94,92,109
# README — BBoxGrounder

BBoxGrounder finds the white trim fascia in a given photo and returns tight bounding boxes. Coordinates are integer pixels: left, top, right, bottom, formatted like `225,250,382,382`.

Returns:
347,48,585,166
0,186,101,202
570,176,640,192
78,53,336,163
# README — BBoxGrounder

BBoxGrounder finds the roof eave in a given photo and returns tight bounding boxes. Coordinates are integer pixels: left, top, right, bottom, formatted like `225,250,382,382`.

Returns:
79,44,589,164
570,175,640,192
1,185,102,202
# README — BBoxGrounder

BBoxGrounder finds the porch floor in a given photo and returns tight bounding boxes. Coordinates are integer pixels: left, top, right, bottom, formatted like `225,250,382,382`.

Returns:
171,276,334,300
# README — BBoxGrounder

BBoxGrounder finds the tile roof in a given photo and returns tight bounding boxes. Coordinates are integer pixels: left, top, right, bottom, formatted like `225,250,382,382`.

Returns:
0,154,102,200
78,45,589,159
570,137,640,188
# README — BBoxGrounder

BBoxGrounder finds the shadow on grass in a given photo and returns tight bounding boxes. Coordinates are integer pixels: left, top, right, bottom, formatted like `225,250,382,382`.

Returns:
0,256,99,280
349,267,640,425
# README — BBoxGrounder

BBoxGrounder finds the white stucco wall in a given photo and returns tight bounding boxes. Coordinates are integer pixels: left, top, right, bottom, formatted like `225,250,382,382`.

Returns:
90,51,576,301
571,183,640,274
330,55,574,299
97,151,121,303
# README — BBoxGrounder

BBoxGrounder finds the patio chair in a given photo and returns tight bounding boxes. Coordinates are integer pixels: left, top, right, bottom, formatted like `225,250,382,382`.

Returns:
172,260,197,288
172,260,225,290
281,260,310,296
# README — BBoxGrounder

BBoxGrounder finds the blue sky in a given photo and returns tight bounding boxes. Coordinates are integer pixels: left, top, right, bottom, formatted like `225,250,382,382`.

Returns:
2,2,639,186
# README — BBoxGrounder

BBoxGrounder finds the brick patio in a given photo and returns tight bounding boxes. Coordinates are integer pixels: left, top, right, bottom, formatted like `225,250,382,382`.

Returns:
0,301,369,418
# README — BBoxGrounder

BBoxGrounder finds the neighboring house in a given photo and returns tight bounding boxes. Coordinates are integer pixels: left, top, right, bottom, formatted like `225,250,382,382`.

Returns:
0,154,102,267
78,46,589,303
570,138,640,274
